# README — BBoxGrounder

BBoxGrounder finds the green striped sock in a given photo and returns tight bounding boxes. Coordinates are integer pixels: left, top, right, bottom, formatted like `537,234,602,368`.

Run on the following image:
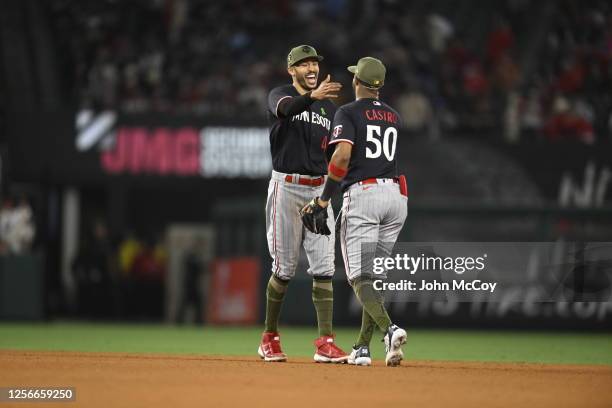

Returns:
312,277,334,337
351,278,391,333
264,275,289,333
356,308,377,347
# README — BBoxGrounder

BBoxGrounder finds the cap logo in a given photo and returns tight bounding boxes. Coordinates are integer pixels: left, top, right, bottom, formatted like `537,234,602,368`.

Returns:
302,46,311,53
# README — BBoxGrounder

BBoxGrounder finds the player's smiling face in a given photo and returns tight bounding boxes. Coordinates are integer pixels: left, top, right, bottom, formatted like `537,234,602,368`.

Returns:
289,59,319,90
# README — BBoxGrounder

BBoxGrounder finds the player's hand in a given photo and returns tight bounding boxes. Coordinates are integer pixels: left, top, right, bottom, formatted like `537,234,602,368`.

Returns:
311,75,342,100
300,197,331,235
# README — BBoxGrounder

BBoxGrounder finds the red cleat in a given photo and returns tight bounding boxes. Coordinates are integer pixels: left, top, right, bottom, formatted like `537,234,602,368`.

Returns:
313,335,349,363
258,332,287,362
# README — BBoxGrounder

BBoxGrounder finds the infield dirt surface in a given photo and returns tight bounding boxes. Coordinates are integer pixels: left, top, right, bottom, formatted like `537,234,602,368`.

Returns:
1,350,611,408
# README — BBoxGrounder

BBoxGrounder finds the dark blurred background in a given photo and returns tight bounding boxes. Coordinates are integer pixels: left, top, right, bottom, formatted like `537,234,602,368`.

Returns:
1,0,611,329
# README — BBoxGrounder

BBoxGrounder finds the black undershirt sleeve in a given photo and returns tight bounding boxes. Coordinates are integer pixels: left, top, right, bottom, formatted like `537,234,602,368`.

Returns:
277,92,315,118
320,177,341,202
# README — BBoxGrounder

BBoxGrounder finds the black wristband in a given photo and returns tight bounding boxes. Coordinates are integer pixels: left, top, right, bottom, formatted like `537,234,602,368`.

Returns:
320,177,341,201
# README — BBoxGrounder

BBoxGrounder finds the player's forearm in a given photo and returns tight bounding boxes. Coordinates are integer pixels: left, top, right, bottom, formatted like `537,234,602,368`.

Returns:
319,163,348,204
327,145,351,182
329,149,350,175
277,92,315,117
319,143,351,204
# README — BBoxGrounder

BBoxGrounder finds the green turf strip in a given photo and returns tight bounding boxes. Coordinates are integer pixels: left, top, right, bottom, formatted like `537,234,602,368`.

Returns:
0,322,611,365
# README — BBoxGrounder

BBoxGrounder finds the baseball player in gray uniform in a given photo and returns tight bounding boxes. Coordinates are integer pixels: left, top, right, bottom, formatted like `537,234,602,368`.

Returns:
258,45,349,363
301,57,409,366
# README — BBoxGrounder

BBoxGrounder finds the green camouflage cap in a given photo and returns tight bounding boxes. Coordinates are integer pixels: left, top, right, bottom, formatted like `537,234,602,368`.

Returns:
287,45,324,68
347,57,386,88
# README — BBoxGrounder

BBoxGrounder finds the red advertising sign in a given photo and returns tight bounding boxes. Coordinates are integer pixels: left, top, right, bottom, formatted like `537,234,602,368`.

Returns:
102,127,201,175
207,257,261,324
74,109,272,178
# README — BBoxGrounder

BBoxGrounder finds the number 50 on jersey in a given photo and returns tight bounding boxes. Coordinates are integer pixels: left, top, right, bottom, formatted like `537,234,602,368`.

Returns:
366,125,397,161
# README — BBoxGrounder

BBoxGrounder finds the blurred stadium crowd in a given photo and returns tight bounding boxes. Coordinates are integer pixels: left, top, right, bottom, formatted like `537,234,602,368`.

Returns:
48,0,612,142
71,219,170,320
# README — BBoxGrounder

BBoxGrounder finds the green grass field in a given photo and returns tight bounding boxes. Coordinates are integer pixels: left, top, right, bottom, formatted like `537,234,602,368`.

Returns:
1,322,611,365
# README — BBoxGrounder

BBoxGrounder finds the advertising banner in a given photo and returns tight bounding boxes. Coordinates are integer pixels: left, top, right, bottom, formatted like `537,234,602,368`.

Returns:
208,257,261,324
77,110,271,178
8,111,612,206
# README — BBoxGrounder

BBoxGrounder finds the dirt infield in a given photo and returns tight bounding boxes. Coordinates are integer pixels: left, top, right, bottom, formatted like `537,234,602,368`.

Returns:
1,351,611,408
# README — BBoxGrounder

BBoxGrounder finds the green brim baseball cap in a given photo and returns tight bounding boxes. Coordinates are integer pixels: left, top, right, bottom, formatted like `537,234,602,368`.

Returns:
348,57,386,88
287,45,324,68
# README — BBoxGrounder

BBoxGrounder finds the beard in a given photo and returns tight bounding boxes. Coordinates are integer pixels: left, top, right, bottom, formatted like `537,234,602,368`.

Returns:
297,72,318,90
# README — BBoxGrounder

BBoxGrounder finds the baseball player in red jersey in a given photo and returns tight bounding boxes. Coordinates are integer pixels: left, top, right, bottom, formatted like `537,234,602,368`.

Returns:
301,57,409,366
258,45,349,363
